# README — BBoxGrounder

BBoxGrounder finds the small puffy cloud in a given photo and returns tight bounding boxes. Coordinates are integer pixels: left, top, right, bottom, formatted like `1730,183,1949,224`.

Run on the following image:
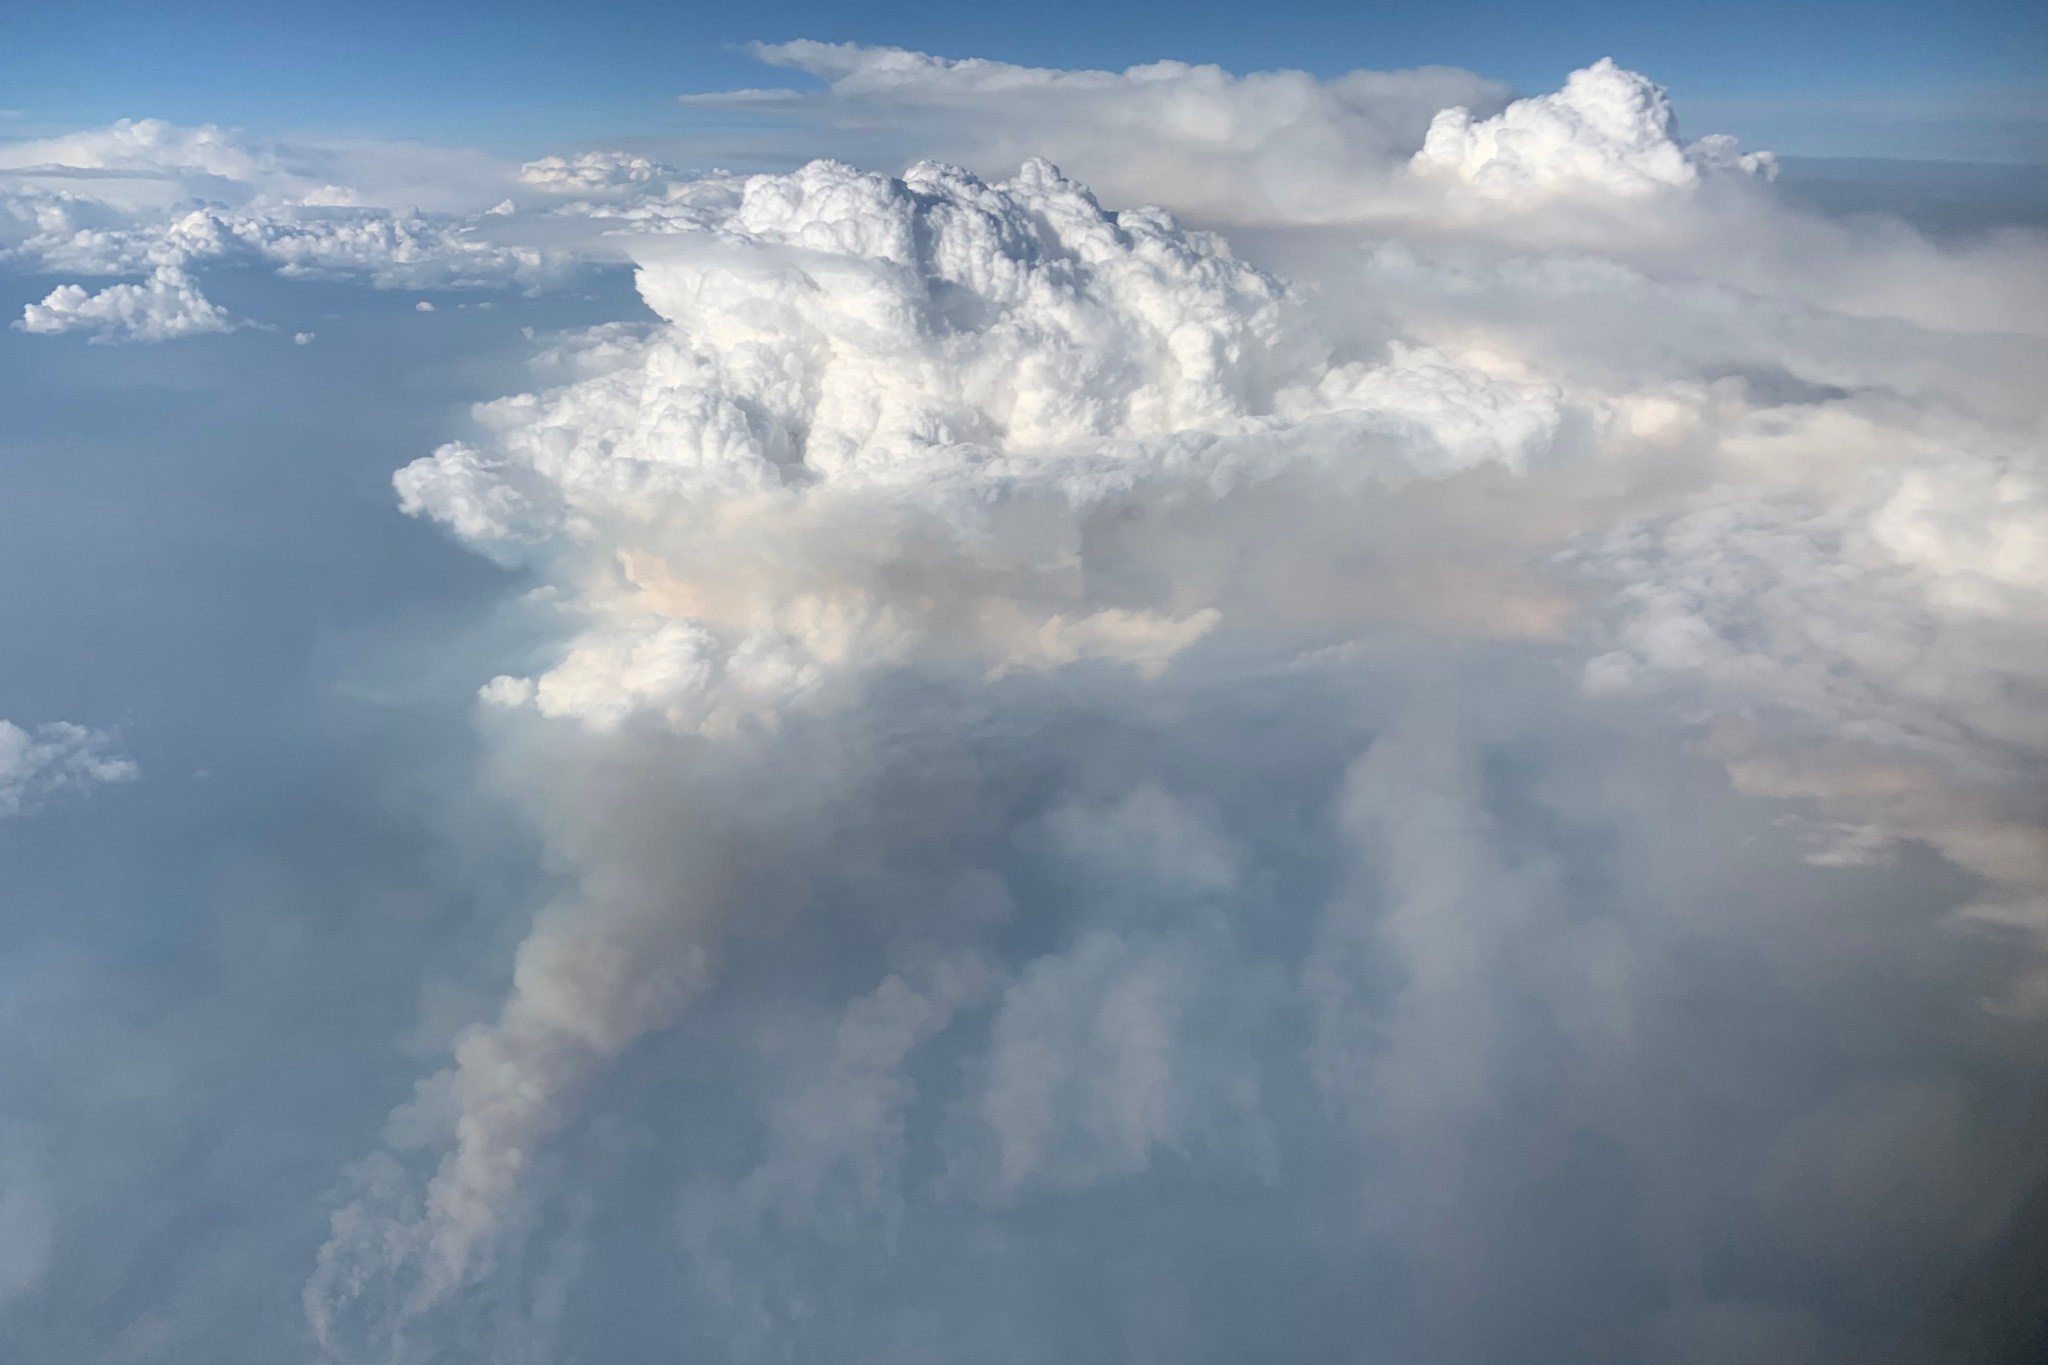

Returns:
415,299,435,312
1412,57,1774,203
17,264,231,342
518,150,676,194
0,719,136,818
292,330,314,344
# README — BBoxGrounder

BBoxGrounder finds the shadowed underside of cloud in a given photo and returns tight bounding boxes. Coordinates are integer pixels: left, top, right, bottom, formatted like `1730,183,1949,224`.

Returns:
3,41,2045,1365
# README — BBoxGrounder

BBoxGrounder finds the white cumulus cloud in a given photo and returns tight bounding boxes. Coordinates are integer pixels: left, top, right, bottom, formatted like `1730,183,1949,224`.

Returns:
17,264,230,341
0,720,136,818
1412,56,1775,203
519,150,677,194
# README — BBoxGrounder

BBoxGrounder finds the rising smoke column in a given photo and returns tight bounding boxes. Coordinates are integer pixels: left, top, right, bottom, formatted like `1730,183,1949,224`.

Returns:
305,60,2048,1365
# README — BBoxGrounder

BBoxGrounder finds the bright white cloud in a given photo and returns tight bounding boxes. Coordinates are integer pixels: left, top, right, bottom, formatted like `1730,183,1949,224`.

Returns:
392,156,1561,738
17,264,230,341
0,720,136,818
519,150,677,194
1412,57,1775,202
1,119,576,340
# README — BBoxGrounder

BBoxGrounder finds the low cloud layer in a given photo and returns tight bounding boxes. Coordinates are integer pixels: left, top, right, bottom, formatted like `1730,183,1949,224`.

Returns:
3,45,2044,1365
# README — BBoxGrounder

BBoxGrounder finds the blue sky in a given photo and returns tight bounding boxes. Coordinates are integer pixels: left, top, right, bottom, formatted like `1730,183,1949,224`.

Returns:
4,0,2045,159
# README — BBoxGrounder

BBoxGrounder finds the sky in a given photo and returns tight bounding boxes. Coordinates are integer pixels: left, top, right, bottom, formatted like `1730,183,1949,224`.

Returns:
3,0,2046,159
3,14,2048,1365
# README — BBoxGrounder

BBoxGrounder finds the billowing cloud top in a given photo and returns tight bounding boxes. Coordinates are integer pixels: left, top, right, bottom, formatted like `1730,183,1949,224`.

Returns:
1414,57,1777,201
393,155,1565,735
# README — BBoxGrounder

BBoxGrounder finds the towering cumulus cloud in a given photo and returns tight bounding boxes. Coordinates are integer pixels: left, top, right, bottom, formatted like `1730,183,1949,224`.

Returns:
1412,57,1776,201
302,54,2048,1365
